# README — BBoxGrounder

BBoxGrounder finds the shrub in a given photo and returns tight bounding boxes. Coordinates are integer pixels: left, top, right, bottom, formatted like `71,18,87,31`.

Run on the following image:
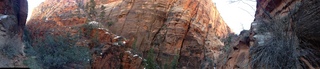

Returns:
23,57,42,69
250,34,299,69
1,35,23,59
1,43,19,59
107,21,114,27
145,48,159,69
169,54,179,69
250,16,300,69
23,32,91,69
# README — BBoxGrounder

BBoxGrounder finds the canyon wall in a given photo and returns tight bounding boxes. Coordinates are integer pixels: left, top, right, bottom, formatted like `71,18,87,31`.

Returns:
26,0,231,68
0,0,28,67
221,0,320,69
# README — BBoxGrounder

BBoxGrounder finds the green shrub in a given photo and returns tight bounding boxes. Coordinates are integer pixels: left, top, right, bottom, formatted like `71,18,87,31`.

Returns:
145,48,159,69
23,57,42,69
1,41,20,59
1,35,23,59
23,33,91,69
169,54,179,69
107,21,114,27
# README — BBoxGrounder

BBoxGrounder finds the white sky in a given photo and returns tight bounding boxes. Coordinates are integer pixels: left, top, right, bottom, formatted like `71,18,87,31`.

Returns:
213,0,256,34
27,0,45,21
27,0,256,34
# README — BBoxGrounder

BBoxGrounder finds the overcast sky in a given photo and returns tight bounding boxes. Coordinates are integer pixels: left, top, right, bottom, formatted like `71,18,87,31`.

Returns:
27,0,45,21
27,0,256,34
213,0,256,34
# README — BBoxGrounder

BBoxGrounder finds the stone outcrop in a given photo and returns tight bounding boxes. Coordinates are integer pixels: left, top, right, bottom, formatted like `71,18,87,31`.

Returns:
217,30,250,69
0,0,28,67
27,0,231,68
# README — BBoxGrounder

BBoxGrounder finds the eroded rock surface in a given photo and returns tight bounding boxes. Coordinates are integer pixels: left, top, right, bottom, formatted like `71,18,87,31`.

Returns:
0,0,28,67
27,0,231,68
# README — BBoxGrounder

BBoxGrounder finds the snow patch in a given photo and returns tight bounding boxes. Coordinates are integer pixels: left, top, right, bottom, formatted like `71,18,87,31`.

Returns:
251,22,257,26
88,21,99,25
45,17,49,21
133,54,138,57
253,32,272,45
122,41,126,44
126,51,143,59
112,42,119,46
132,54,143,59
98,28,104,30
0,15,8,20
125,51,132,54
105,32,110,34
113,36,121,39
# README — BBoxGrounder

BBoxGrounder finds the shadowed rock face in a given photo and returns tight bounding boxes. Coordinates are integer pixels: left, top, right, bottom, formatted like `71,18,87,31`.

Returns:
0,0,28,67
0,0,28,28
253,0,320,68
27,0,231,68
216,30,250,69
221,0,320,69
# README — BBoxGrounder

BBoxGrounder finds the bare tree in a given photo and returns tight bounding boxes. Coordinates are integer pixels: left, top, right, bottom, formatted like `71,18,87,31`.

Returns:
228,0,255,17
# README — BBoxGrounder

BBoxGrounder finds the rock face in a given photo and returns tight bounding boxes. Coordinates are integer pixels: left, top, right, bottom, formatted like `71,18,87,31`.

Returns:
217,30,250,69
221,0,320,69
27,0,231,68
252,0,320,68
0,0,28,67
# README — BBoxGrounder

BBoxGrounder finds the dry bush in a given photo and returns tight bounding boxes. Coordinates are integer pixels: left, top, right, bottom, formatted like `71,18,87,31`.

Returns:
250,15,320,69
250,17,301,69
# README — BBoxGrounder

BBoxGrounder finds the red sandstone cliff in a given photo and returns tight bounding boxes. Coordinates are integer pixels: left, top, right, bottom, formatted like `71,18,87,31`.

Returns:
26,0,231,68
24,0,320,68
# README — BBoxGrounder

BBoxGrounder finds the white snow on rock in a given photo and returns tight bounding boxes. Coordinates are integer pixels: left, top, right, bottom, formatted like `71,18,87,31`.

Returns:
122,41,126,44
125,51,132,54
253,32,272,46
112,42,119,46
133,54,138,57
0,15,8,20
105,32,110,34
113,36,121,39
88,21,99,25
125,51,143,59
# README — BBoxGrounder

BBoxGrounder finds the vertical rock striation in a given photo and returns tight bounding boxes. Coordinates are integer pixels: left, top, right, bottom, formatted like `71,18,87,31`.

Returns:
27,0,231,68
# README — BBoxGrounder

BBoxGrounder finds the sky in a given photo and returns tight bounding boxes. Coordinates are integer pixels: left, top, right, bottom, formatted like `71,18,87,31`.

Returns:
213,0,256,34
27,0,45,21
27,0,256,34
